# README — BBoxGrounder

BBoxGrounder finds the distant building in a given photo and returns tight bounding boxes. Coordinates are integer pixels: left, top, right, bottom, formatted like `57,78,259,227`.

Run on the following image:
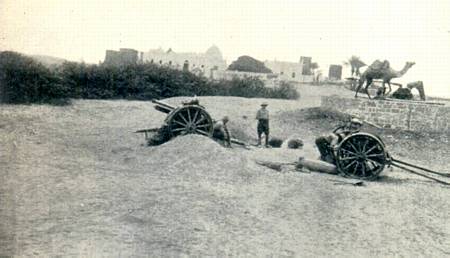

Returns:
104,48,138,66
264,60,313,83
143,45,227,78
211,57,315,84
328,64,343,80
103,46,315,84
300,56,312,75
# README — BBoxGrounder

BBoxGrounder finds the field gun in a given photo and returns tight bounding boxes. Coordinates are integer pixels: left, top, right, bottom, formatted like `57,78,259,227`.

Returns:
145,100,449,184
136,99,248,147
151,99,214,137
257,131,449,185
332,132,449,185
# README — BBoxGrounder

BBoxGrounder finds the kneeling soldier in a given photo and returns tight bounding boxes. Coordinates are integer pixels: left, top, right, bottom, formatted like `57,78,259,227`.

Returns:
213,116,231,147
315,118,363,164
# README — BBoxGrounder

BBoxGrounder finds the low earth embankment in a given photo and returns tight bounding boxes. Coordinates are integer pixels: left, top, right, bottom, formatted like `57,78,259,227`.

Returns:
0,95,449,257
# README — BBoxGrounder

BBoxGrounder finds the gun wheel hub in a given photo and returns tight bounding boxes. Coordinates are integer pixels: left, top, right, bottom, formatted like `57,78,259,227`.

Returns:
336,133,387,180
166,105,213,137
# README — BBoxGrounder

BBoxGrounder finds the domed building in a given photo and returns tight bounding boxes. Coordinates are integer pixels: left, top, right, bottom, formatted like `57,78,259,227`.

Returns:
143,45,227,77
205,45,224,60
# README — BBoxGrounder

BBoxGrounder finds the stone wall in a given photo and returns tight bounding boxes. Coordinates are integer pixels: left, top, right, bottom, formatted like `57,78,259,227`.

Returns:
321,96,450,133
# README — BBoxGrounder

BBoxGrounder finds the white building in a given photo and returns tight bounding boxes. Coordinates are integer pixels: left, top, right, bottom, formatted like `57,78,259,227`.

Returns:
143,45,227,78
264,59,314,83
143,45,314,85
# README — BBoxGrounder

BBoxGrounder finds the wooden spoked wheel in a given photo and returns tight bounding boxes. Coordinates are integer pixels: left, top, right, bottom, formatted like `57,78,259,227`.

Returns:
336,133,387,180
166,105,213,137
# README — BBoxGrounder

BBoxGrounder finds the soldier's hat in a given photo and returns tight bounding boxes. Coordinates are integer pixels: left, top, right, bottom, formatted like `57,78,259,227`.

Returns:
350,118,363,125
261,102,268,106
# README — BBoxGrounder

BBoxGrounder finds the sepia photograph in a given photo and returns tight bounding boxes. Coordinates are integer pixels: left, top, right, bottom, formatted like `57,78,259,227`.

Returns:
1,0,449,256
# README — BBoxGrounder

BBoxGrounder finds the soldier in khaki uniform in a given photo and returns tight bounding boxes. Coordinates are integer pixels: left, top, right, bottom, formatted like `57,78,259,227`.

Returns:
213,116,231,147
256,102,270,147
315,118,363,164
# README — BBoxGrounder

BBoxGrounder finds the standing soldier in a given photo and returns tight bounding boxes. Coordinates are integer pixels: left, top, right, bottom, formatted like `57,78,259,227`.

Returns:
213,116,231,148
256,102,270,147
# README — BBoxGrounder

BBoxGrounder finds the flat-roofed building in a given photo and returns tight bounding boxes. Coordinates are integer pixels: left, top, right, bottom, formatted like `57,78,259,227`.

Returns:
104,48,138,66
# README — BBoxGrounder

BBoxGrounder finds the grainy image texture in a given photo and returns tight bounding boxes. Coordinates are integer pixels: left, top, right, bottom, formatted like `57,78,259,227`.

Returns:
1,0,449,257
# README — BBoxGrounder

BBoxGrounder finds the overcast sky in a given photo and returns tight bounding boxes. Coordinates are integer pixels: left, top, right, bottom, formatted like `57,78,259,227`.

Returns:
1,0,449,97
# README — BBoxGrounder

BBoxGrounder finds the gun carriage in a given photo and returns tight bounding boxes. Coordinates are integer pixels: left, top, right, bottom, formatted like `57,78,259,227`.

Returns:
139,99,449,185
136,99,246,146
333,131,449,185
152,99,214,137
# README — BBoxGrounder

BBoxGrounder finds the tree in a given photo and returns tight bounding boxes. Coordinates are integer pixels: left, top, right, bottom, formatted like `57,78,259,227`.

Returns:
315,69,323,83
0,51,67,103
310,62,319,79
227,56,272,73
343,56,366,77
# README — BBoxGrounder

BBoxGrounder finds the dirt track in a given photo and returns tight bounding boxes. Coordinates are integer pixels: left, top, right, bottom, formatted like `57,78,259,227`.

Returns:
1,85,449,257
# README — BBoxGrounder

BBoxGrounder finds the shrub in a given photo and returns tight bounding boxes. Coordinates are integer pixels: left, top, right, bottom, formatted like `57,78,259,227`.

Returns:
1,51,299,104
287,138,304,149
204,78,299,100
227,56,272,73
0,51,69,104
268,137,283,148
267,81,299,100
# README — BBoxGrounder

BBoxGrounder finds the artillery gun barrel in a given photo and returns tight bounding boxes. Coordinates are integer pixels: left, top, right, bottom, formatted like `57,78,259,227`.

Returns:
255,158,338,174
151,99,176,111
154,105,172,114
362,120,382,129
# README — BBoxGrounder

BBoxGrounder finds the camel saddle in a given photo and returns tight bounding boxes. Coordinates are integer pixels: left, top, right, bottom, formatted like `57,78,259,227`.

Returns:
369,60,390,72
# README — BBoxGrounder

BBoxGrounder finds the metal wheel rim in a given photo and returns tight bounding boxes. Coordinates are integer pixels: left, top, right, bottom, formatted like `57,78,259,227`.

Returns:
336,133,387,180
167,106,213,137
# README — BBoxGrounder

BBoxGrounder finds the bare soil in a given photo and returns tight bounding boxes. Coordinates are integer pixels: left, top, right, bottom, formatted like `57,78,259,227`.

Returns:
1,85,449,257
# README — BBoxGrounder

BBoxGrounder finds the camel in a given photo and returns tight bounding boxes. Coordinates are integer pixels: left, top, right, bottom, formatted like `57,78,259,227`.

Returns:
355,60,415,99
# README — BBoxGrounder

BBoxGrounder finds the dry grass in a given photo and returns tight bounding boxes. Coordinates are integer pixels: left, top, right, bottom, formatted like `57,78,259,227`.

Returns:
1,85,449,257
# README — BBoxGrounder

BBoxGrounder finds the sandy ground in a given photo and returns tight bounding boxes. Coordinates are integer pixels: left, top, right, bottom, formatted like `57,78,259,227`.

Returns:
1,84,449,257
